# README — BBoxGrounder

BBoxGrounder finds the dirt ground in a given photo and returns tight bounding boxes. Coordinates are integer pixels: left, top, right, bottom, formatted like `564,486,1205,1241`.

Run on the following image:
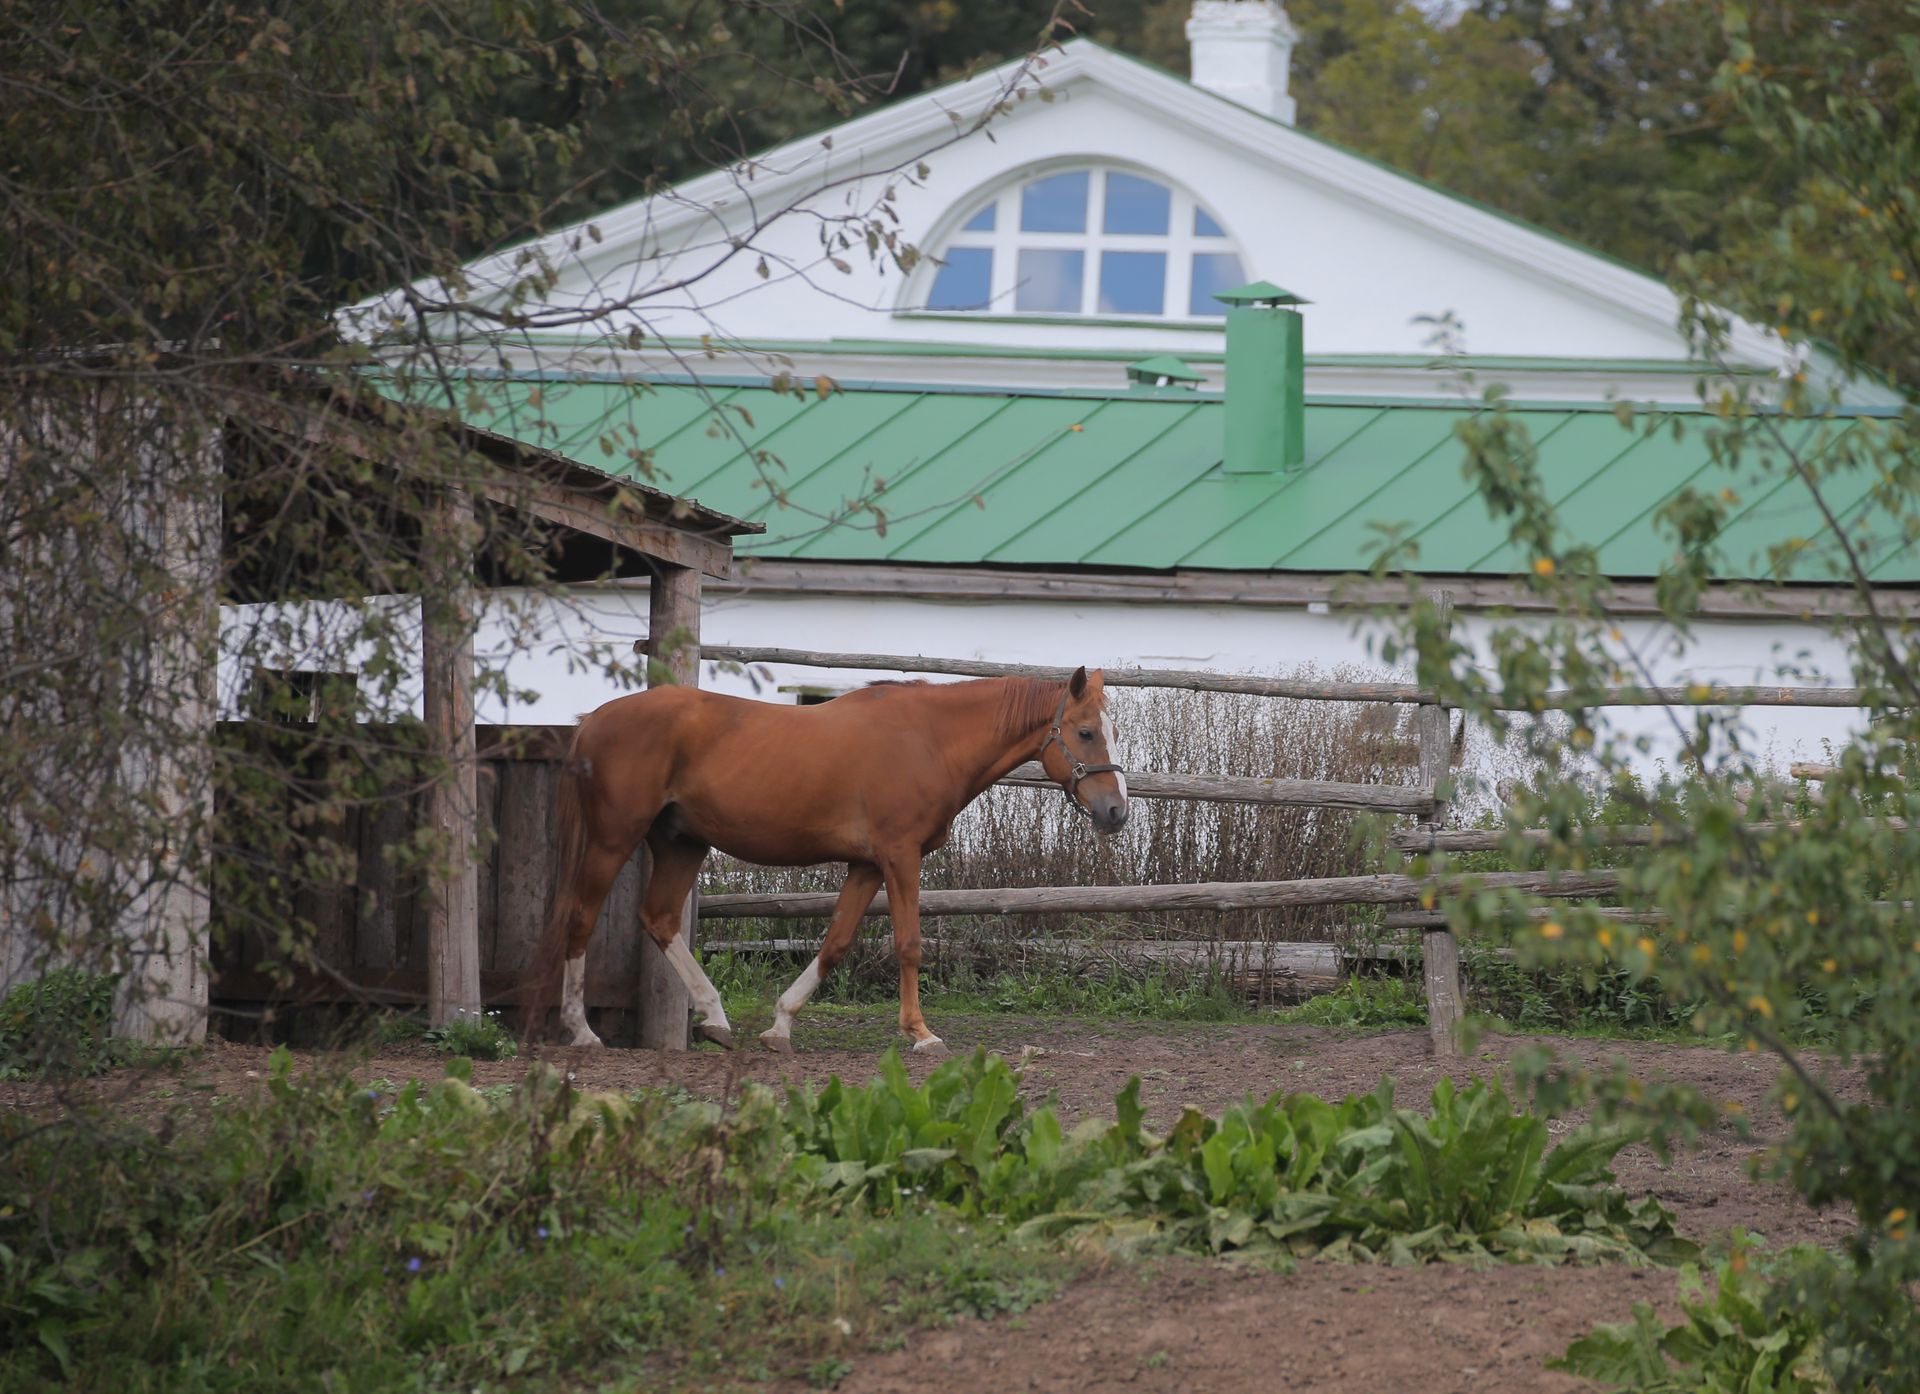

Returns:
4,1013,1858,1393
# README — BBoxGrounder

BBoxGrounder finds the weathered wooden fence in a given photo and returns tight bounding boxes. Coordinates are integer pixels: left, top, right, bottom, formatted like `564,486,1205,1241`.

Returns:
696,623,1860,1057
210,725,686,1046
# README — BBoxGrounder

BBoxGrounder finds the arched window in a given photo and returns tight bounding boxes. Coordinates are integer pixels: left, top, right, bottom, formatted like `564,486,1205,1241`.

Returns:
917,166,1247,320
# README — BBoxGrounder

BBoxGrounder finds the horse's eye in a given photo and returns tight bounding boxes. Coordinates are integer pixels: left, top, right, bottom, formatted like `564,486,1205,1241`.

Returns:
1078,728,1094,741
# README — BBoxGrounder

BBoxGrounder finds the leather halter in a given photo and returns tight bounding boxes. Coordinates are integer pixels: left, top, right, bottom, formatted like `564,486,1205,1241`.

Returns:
1042,687,1124,818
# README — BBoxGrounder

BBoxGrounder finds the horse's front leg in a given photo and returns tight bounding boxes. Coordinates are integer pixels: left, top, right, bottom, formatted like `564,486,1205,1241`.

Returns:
760,862,882,1054
880,855,944,1056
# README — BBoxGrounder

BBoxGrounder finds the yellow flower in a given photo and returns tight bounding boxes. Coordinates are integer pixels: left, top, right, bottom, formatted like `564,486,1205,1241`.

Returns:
1637,936,1656,958
1806,910,1819,926
1541,921,1564,940
1597,928,1613,949
1533,557,1556,577
1748,995,1774,1018
1891,1209,1910,1226
1692,945,1712,965
1822,957,1838,974
1733,930,1749,952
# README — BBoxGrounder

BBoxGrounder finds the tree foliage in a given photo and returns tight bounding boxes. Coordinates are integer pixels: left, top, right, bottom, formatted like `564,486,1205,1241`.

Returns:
0,1,1041,1029
1369,13,1920,1386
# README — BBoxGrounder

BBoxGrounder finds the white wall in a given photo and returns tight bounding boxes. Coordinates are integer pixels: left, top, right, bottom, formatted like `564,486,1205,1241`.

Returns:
480,583,1862,779
222,579,1859,780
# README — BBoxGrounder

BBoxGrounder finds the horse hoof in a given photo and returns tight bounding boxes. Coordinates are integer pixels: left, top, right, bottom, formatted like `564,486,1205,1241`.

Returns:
759,1029,794,1055
699,1023,735,1050
564,1033,604,1049
911,1036,948,1058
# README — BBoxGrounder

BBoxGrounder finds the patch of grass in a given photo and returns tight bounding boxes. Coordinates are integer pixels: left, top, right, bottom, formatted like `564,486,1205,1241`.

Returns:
369,1012,427,1046
421,1010,517,1061
934,964,1249,1022
705,948,1256,1026
1275,975,1427,1030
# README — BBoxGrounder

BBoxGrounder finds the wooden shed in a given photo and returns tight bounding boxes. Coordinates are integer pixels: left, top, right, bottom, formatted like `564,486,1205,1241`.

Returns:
200,393,762,1048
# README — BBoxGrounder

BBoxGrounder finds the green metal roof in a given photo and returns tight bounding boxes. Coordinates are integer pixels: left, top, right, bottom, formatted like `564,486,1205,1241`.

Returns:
469,376,1916,583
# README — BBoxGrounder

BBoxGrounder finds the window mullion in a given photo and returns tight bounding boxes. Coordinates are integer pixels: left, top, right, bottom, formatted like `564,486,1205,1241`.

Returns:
991,190,1018,311
1168,191,1197,319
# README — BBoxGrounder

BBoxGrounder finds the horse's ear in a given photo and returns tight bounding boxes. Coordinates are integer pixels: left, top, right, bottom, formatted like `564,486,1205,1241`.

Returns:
1068,665,1088,698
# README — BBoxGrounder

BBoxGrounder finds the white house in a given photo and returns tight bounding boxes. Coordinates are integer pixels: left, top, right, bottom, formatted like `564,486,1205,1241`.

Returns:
335,1,1910,775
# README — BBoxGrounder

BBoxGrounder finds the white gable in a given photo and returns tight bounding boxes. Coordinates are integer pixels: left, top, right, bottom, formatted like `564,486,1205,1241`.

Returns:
385,41,1837,403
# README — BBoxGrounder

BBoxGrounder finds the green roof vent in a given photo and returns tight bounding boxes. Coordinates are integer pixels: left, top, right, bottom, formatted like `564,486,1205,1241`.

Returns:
1124,355,1207,390
1214,280,1310,308
1217,279,1307,473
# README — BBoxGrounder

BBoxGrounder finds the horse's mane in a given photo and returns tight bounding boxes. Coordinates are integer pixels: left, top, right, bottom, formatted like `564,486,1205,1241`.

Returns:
993,676,1073,739
861,675,1091,738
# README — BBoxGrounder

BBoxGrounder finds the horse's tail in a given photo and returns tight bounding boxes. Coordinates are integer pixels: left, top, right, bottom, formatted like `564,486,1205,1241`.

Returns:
519,725,592,1042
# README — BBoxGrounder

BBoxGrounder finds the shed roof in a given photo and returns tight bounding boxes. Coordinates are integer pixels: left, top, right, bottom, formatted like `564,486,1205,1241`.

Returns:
469,376,1914,584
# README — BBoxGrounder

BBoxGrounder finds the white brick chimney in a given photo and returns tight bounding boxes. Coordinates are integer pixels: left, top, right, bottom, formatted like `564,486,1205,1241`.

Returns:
1185,1,1298,125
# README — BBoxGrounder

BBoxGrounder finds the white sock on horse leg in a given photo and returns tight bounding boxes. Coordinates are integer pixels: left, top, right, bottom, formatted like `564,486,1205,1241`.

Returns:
559,954,603,1047
664,934,730,1031
765,956,822,1041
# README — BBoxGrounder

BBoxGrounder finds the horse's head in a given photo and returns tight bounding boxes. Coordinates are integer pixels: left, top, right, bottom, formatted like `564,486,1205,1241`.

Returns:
1040,666,1129,833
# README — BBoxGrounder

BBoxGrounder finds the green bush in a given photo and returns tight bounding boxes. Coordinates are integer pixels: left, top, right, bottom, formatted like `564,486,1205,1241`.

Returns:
0,1049,1058,1392
421,1010,517,1061
0,967,117,1080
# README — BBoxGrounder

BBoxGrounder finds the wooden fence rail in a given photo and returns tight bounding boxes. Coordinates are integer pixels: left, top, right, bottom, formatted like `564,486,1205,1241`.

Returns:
998,762,1432,815
1387,817,1907,854
698,644,1867,710
698,870,1620,921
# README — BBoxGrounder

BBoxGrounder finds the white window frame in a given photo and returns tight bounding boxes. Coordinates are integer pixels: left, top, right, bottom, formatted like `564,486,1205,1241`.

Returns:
910,163,1245,322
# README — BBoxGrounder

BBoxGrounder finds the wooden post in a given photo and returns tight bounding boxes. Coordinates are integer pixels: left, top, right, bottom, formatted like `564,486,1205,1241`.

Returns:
422,488,482,1027
639,563,699,1050
1416,589,1462,1057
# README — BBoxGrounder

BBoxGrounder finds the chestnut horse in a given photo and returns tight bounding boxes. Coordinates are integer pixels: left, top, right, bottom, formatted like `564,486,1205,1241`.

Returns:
522,667,1128,1054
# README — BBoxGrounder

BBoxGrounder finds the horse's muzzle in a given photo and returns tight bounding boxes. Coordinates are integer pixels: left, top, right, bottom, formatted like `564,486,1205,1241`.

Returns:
1092,798,1129,833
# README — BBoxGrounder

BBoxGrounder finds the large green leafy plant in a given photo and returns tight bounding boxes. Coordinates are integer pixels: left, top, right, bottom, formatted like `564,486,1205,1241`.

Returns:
783,1049,1693,1265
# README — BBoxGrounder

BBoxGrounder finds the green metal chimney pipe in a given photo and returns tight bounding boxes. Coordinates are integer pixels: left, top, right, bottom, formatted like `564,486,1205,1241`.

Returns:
1216,280,1309,473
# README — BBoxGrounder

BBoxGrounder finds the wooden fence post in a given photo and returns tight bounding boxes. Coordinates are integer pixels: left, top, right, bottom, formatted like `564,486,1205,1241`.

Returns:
422,487,482,1027
638,563,699,1050
1416,589,1462,1057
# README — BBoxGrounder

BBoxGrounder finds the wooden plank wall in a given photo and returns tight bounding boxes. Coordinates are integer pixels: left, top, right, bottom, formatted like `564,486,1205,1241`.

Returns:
210,724,647,1040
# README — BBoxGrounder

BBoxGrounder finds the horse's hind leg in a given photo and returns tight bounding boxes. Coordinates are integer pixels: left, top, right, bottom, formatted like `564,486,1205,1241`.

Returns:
761,862,882,1054
639,831,732,1048
556,842,631,1048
